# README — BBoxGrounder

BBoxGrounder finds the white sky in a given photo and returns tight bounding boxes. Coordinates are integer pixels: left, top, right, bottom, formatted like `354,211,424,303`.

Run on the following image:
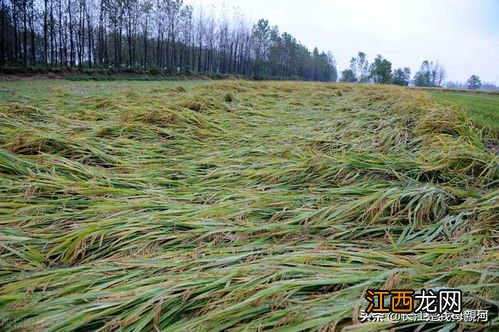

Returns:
185,0,499,83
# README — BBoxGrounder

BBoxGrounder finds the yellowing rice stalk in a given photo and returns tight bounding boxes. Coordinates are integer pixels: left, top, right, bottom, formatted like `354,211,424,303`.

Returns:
0,80,497,331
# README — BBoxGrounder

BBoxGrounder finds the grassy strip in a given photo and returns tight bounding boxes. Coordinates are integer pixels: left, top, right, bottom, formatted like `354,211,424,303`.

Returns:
430,90,499,139
414,86,499,96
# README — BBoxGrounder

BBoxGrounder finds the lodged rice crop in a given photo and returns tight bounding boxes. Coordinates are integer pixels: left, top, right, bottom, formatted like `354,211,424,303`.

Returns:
0,80,497,331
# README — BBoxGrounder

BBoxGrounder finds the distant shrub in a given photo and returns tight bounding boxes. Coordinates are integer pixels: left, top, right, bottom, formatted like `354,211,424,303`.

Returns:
0,67,23,75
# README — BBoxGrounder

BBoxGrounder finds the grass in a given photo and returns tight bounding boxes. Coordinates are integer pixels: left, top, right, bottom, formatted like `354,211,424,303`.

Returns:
0,80,497,331
430,90,499,138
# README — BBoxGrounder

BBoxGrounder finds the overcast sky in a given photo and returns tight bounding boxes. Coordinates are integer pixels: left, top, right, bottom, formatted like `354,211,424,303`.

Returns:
185,0,499,83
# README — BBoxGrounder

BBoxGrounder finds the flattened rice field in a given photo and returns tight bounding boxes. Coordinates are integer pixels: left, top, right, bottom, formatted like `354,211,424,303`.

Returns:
0,81,497,331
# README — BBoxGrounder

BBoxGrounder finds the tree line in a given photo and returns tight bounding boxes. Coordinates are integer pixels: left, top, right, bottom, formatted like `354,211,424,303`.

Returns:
0,0,338,81
448,76,498,91
339,51,447,87
338,52,498,90
1,1,494,89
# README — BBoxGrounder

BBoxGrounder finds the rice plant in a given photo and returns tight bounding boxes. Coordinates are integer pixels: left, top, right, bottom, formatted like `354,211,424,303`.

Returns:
0,80,497,331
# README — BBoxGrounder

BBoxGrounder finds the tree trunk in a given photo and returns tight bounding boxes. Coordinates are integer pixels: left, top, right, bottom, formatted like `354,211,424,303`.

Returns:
43,0,48,64
23,0,28,65
68,0,74,67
